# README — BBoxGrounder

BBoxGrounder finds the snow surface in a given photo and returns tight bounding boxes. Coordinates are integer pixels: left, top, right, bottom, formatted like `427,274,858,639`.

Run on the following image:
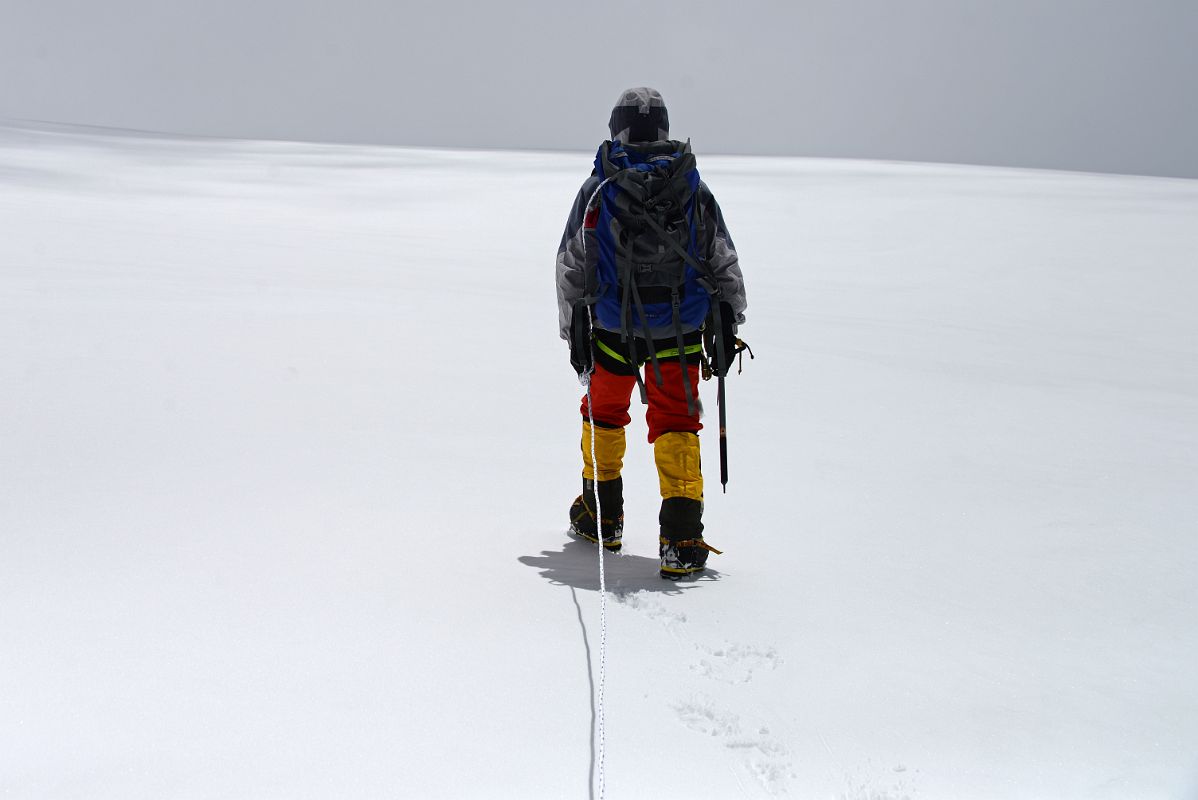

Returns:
1,124,1196,799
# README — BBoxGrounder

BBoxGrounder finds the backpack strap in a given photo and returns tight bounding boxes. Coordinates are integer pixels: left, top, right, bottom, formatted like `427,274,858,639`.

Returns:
637,210,722,297
671,287,696,417
630,277,665,389
619,266,650,404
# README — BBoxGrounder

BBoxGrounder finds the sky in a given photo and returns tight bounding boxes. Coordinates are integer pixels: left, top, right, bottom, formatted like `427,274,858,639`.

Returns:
3,0,1197,178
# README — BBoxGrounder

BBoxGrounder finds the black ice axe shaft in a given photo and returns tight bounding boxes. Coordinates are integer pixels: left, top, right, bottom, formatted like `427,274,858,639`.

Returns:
711,298,730,493
718,369,728,492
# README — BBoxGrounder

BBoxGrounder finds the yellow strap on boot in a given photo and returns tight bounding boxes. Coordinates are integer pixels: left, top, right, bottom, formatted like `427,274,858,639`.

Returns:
654,431,704,500
581,421,626,482
674,539,724,555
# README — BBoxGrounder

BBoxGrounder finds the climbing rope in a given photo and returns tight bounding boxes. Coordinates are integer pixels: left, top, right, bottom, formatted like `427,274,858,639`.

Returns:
581,305,608,800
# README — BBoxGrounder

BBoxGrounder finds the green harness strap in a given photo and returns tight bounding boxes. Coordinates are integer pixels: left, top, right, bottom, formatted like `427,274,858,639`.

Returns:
594,338,703,366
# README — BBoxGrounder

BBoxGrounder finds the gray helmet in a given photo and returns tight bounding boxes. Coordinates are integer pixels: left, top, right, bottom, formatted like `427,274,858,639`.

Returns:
608,87,670,143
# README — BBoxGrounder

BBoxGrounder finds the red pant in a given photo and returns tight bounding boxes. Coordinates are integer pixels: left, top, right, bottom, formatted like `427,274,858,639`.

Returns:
580,361,702,444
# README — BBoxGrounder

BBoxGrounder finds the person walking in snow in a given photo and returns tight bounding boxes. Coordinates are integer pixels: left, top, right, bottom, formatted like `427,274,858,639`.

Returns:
556,87,748,578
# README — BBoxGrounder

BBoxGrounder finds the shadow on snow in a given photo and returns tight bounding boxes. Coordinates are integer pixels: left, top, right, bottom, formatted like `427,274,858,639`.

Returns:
519,532,722,595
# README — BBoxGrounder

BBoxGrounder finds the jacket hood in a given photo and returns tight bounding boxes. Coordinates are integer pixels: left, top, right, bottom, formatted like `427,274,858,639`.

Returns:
608,87,670,144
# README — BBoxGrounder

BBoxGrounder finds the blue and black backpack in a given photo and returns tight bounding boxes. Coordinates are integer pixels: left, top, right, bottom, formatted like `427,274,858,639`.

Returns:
586,139,724,412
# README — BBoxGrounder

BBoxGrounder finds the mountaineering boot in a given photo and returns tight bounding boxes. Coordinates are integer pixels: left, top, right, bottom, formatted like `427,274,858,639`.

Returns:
571,420,626,549
653,431,719,578
569,477,624,550
659,496,716,578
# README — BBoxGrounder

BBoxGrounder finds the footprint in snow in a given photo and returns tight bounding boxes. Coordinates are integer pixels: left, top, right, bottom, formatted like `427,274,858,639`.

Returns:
691,642,782,685
612,590,687,625
613,592,791,791
673,700,741,738
671,696,793,795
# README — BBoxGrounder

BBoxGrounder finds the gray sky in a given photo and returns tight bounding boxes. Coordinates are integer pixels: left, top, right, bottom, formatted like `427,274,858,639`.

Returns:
4,0,1197,177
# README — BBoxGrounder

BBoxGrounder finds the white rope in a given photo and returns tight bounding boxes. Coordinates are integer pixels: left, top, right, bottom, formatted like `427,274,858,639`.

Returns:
581,305,608,800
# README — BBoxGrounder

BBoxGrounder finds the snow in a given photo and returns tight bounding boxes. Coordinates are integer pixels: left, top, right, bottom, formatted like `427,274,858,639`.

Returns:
1,123,1196,799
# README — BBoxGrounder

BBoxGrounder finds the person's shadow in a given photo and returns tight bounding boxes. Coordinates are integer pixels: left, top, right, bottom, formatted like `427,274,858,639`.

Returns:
519,533,722,595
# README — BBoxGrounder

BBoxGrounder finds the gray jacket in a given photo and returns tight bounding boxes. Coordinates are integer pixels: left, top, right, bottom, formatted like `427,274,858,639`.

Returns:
555,171,747,341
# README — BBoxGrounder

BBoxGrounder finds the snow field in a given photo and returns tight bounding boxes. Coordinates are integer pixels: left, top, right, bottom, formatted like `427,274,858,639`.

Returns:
1,124,1196,798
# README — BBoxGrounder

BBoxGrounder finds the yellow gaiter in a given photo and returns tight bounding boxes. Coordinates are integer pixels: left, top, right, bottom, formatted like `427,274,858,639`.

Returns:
654,431,704,500
581,421,626,482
